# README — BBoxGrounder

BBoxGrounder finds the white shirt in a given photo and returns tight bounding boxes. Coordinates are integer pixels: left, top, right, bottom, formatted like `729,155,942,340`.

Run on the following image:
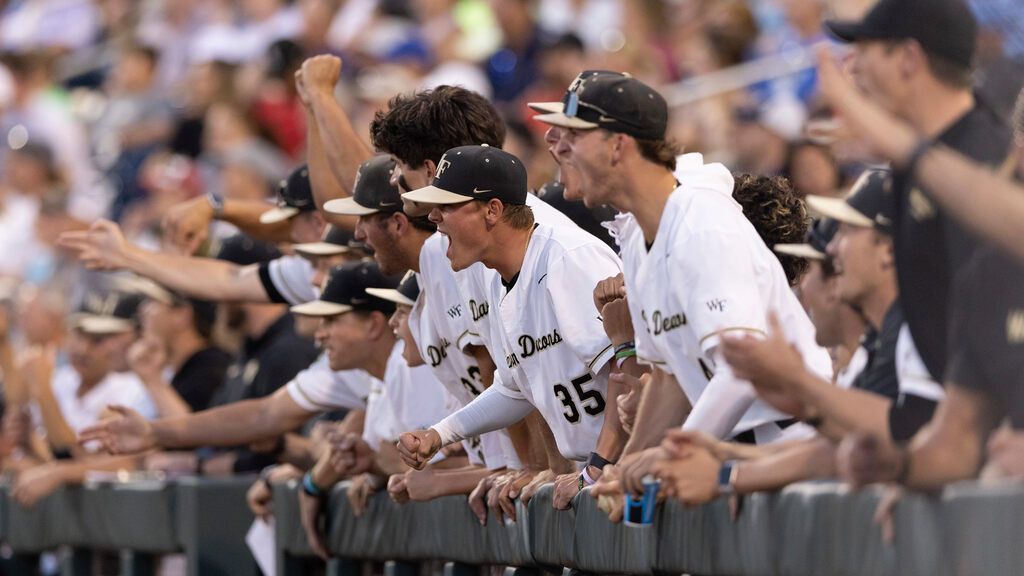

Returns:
50,367,156,449
486,223,621,461
836,346,870,390
415,233,518,469
286,353,371,413
610,153,830,443
895,324,944,401
362,342,451,451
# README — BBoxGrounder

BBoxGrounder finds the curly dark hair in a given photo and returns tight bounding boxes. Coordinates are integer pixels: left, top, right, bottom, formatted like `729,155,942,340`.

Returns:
369,86,506,168
732,173,810,286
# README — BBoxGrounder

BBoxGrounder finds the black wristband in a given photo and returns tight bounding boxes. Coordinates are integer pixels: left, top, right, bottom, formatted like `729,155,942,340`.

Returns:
902,137,934,175
587,451,613,470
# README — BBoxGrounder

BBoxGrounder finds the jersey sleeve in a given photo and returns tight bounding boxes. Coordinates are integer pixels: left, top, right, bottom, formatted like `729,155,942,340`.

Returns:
676,230,768,354
546,246,621,374
286,354,370,412
258,255,317,305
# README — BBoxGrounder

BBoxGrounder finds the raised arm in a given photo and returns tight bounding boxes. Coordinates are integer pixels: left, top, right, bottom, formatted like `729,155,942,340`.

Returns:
59,220,270,303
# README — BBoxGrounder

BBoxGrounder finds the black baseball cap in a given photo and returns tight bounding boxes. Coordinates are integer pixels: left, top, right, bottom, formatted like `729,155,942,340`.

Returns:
323,156,403,216
402,145,527,206
290,261,400,317
72,290,144,335
365,271,420,307
527,70,622,114
293,226,365,258
774,217,839,261
806,169,893,234
214,234,282,266
533,73,668,140
824,0,977,68
260,164,315,224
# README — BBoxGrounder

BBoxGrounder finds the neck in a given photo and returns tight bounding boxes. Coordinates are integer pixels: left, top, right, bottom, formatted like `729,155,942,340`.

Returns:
616,165,677,244
168,332,206,372
484,225,533,282
859,278,898,331
404,230,432,273
903,85,974,138
362,334,397,380
77,371,108,396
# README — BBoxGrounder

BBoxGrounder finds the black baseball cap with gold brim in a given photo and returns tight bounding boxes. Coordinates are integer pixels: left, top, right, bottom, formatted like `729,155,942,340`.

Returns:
260,164,315,224
533,73,668,140
402,145,527,206
526,70,622,114
323,156,403,216
292,226,366,258
290,261,399,317
365,272,419,307
806,169,893,234
774,218,839,261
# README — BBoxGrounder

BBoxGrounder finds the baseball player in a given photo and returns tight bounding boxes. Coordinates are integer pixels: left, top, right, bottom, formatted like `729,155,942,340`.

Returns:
397,145,629,506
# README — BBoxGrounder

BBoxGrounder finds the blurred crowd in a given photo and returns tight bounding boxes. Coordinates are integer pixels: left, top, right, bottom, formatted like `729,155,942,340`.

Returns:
0,0,1022,573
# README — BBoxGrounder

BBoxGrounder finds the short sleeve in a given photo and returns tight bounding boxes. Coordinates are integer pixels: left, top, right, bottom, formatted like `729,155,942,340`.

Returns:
287,354,370,412
546,246,621,373
259,255,317,305
677,230,767,354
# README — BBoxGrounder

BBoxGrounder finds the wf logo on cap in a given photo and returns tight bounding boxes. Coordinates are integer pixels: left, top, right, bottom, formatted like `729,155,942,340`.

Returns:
435,156,452,178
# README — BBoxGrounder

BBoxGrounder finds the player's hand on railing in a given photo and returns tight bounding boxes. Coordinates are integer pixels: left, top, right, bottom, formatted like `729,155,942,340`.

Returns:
836,432,905,489
590,464,625,523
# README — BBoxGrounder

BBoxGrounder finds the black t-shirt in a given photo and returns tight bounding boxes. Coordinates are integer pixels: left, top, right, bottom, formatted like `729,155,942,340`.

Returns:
851,301,903,401
170,346,232,411
206,312,319,473
947,246,1024,426
890,100,1012,381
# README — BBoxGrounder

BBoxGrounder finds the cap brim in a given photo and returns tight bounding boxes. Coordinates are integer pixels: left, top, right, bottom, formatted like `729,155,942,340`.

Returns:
773,243,826,260
110,276,175,305
323,197,379,216
401,186,474,206
822,19,883,43
532,111,600,130
527,101,564,114
365,287,415,307
290,300,353,317
293,242,350,257
806,195,874,228
73,315,135,335
259,206,300,224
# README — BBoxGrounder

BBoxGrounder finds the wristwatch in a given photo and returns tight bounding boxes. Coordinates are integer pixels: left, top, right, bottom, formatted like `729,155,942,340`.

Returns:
206,189,225,218
717,460,738,495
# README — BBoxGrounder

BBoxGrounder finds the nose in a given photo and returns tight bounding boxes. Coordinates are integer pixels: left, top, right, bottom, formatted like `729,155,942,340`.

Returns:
544,126,562,145
551,133,571,161
388,311,400,331
314,321,328,343
353,217,367,241
428,206,443,226
311,268,326,290
390,165,401,188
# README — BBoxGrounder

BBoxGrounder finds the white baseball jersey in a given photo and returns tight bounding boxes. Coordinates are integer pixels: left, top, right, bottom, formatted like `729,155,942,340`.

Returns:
455,192,583,353
286,353,372,413
485,223,621,461
415,233,519,469
610,153,830,443
259,254,318,305
362,341,451,451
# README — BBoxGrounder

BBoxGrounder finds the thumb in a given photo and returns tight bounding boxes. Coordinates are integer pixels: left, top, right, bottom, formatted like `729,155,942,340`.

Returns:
399,432,421,452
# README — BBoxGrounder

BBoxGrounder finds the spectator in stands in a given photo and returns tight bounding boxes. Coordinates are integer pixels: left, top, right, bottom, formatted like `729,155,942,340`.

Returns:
782,140,843,199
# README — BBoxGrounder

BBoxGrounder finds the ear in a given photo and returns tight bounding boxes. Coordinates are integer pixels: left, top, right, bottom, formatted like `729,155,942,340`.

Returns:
902,41,924,79
422,159,437,181
365,311,391,340
311,211,327,235
483,199,503,227
609,133,626,166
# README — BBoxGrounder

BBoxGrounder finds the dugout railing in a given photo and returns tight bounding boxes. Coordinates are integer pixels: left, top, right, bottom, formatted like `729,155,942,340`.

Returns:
2,476,1024,575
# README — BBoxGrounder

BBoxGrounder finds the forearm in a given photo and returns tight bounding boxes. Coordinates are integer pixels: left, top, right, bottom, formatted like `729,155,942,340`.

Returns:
798,372,892,441
733,436,836,494
34,383,79,452
622,368,689,455
307,92,372,204
431,385,535,446
279,433,317,470
426,466,492,496
220,199,292,243
536,414,574,474
153,395,309,450
683,366,758,439
594,370,628,462
58,454,141,482
123,248,268,303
